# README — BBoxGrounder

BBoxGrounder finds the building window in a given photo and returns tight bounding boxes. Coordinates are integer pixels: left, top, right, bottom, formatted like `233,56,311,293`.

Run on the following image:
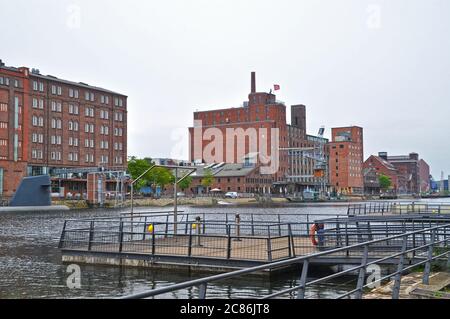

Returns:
51,85,57,95
33,81,38,91
39,82,44,92
57,86,62,95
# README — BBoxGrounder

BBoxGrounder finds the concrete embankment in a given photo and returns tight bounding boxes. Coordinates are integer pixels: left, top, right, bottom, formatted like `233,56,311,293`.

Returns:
364,272,450,299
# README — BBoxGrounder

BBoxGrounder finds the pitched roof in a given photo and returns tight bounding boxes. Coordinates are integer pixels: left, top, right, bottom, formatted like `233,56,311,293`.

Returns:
193,163,257,178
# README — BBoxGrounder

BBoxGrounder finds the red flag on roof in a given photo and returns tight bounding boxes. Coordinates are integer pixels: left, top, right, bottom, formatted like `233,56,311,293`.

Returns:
274,84,280,91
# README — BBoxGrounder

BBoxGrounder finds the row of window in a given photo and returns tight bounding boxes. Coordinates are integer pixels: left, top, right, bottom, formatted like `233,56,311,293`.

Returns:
32,133,124,151
31,116,124,136
32,81,125,108
31,149,123,164
31,99,124,120
0,77,20,88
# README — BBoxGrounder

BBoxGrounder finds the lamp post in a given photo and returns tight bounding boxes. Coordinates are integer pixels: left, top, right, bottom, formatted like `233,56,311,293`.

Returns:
129,164,196,237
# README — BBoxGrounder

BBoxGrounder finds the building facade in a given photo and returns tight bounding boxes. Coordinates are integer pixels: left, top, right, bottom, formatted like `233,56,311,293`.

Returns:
188,72,328,195
0,60,127,198
363,154,399,193
418,159,430,193
189,72,288,186
328,126,364,195
185,163,273,195
378,152,430,194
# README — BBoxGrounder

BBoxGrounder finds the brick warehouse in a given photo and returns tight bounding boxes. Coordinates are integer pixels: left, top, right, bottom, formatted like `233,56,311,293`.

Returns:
328,126,364,195
188,72,329,194
0,59,127,198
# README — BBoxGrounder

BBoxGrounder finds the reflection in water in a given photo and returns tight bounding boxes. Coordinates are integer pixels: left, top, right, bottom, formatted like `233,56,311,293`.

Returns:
0,199,447,298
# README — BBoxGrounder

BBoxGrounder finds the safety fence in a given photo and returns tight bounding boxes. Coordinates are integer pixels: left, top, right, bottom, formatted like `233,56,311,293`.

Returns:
59,211,450,263
347,202,450,216
119,223,450,299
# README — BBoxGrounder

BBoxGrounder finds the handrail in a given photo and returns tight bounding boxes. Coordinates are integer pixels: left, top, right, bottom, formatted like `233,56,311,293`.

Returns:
119,223,450,299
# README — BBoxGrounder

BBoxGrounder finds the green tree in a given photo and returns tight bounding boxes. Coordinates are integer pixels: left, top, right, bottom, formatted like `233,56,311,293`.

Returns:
149,167,174,188
127,156,151,190
379,174,392,191
201,168,214,192
178,175,193,191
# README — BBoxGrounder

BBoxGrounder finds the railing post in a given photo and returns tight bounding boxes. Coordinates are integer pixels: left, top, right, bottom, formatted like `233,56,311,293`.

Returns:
392,235,408,299
234,214,241,242
278,215,282,236
202,213,206,234
288,224,292,258
267,226,272,262
251,214,255,236
198,283,207,299
151,225,156,255
336,222,342,247
58,220,67,249
88,221,95,251
356,222,363,243
165,214,169,238
227,224,232,259
423,230,437,285
188,223,193,257
119,221,124,253
296,259,309,299
367,222,373,241
142,216,147,241
446,227,450,270
355,245,369,299
345,222,349,257
185,214,189,235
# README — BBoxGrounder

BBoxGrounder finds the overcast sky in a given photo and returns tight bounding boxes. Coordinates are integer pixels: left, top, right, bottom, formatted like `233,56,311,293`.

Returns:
1,0,449,178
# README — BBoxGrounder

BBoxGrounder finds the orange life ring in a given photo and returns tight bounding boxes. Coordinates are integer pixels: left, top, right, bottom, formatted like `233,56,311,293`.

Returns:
309,224,319,246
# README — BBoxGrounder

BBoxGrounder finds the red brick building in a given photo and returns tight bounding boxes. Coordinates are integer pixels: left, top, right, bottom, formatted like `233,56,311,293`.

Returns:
0,59,127,198
188,72,329,194
377,152,430,194
418,159,430,193
189,72,288,185
183,163,273,195
363,154,399,192
328,126,364,195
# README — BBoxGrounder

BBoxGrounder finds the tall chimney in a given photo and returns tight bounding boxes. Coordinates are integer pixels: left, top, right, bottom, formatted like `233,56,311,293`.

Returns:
251,72,256,93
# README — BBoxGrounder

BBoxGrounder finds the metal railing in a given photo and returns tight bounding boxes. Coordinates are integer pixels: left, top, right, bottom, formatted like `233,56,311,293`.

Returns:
119,223,450,299
347,202,450,216
59,212,450,265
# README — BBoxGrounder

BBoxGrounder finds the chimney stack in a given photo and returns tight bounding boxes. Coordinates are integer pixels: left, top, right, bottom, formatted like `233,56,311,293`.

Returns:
251,72,256,93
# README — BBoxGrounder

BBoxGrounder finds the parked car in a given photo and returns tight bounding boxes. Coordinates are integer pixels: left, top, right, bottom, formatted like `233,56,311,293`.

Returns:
176,192,186,197
224,192,238,199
